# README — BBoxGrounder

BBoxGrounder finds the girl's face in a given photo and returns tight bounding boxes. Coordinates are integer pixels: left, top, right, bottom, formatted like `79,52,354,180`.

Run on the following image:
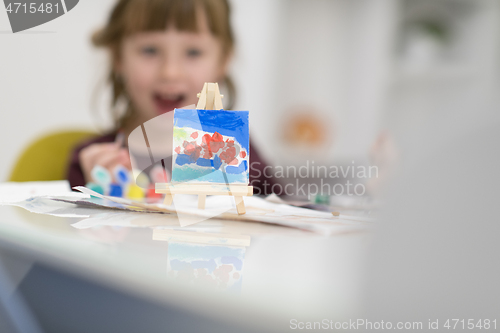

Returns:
117,15,228,124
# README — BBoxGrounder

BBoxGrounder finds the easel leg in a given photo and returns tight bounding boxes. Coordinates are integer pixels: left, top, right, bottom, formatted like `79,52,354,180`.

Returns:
198,194,206,209
163,194,174,206
234,196,245,215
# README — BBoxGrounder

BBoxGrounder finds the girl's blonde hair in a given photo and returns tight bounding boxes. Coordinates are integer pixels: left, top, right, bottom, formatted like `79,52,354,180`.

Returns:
92,0,235,129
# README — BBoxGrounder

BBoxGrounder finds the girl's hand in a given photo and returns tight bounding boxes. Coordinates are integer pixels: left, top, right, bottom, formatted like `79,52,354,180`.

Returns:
79,142,132,184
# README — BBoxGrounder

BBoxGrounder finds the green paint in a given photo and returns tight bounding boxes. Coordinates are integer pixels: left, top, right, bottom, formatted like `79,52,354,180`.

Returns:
173,128,188,142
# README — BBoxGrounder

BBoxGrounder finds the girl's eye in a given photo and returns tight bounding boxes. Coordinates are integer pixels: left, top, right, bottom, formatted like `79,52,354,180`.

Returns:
187,48,202,57
141,46,158,56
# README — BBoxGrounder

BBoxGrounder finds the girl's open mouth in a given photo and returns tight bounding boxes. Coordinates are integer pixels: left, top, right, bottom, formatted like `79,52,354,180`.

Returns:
153,93,185,114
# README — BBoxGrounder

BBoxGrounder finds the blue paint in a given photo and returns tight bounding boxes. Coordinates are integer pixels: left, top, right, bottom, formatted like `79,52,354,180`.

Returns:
115,166,130,184
175,154,192,166
109,183,123,197
221,256,243,270
175,153,207,165
213,154,222,170
226,160,247,174
188,152,198,163
191,259,217,273
174,109,249,152
196,158,213,167
169,259,192,271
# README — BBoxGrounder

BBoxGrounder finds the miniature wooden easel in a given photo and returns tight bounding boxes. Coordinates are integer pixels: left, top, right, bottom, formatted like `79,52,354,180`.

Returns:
155,82,253,215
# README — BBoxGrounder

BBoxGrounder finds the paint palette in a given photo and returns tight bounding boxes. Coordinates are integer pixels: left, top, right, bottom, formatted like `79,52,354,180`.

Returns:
86,164,169,202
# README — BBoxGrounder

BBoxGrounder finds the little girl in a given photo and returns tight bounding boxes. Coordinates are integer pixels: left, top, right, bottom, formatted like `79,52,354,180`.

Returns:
67,0,276,195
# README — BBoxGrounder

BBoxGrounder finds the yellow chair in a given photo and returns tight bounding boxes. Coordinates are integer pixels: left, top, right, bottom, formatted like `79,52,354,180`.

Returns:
9,130,96,182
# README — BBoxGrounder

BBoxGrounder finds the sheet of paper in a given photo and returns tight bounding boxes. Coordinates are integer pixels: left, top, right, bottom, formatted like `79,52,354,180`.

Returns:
9,196,97,218
73,186,174,213
0,180,75,204
70,187,372,235
1,183,372,235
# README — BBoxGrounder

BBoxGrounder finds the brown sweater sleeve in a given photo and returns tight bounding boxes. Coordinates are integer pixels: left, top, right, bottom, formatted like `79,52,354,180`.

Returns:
66,133,116,189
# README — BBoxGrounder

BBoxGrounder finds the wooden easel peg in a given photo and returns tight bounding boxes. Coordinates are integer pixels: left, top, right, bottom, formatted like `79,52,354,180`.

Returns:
198,194,206,209
196,82,224,110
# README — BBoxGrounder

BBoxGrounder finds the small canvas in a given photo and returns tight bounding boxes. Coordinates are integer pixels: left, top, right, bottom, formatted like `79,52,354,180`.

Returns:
172,109,249,184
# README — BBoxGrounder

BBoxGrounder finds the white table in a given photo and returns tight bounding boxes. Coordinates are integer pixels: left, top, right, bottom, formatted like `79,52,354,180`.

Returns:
0,201,370,332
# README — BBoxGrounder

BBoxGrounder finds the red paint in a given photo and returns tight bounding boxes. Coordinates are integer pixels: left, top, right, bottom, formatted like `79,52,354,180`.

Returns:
210,142,224,154
213,264,233,283
191,132,198,139
212,132,223,142
182,141,202,161
184,142,196,154
201,146,212,159
220,146,237,164
202,133,212,147
192,148,201,161
150,167,169,183
210,133,224,153
147,186,163,200
174,146,181,154
239,151,246,158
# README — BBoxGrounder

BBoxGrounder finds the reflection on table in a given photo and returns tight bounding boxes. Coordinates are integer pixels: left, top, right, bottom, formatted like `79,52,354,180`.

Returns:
154,229,250,294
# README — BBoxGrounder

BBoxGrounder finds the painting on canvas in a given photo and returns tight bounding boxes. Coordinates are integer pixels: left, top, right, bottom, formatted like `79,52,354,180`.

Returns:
172,109,249,184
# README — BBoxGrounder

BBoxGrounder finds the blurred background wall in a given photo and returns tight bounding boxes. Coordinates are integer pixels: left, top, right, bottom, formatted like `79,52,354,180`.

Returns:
1,0,499,182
